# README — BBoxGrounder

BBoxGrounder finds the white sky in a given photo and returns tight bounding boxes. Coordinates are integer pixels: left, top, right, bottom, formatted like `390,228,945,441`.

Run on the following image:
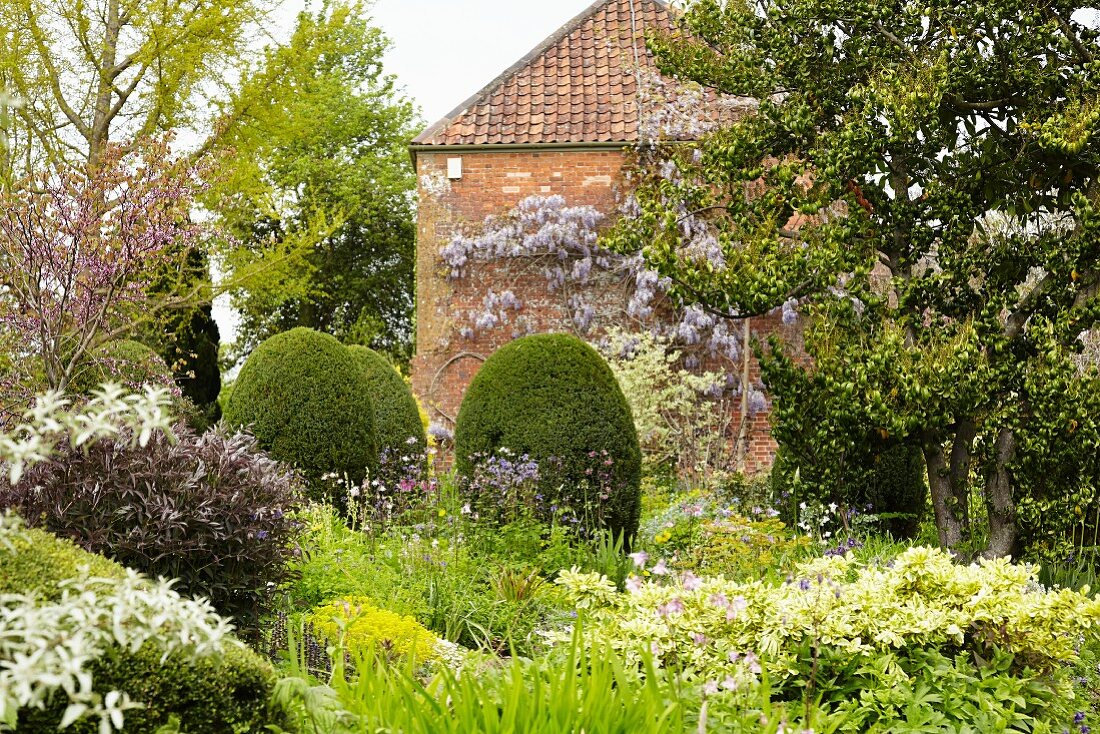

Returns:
214,1,600,346
285,0,602,125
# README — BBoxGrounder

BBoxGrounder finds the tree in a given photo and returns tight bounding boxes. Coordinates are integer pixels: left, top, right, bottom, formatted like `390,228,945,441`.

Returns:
610,0,1100,557
0,137,206,403
0,0,266,171
207,0,418,365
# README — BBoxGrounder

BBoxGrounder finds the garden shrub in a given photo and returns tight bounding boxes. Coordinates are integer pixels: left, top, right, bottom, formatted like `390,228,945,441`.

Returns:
773,441,928,540
557,547,1100,679
347,345,426,457
224,327,377,485
70,339,176,394
854,442,928,539
454,333,642,543
18,643,281,734
0,524,126,599
0,514,284,734
307,596,439,664
0,424,301,632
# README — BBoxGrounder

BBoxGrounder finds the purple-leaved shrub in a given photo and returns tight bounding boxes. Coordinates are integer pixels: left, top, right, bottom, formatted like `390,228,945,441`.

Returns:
0,424,301,634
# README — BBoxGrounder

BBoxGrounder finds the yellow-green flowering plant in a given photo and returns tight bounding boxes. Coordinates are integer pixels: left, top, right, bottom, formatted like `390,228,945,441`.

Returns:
556,546,1100,684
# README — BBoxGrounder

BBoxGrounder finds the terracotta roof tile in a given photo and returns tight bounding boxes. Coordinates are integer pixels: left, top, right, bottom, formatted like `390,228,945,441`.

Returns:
412,0,747,147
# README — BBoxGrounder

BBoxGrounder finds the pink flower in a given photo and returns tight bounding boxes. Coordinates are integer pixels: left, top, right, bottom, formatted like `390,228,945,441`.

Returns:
651,559,669,575
744,651,762,675
625,575,644,593
692,632,707,646
681,571,701,591
703,680,719,695
725,595,749,621
721,676,738,691
708,592,729,609
657,597,685,617
629,551,649,568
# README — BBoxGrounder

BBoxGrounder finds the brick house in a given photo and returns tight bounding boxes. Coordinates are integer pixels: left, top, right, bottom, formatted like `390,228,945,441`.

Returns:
409,0,791,473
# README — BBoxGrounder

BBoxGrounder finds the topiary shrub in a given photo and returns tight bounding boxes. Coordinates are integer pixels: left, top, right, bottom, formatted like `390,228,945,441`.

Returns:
0,522,126,599
454,333,642,543
347,345,426,457
0,425,301,633
223,327,377,485
0,514,286,734
70,339,176,395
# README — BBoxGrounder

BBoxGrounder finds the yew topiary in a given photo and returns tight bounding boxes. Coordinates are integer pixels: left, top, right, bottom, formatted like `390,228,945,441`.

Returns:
223,327,377,484
347,346,426,458
454,333,642,543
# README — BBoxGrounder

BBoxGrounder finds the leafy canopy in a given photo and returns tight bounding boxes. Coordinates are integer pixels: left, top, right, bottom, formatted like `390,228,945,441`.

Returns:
609,0,1100,556
208,0,419,366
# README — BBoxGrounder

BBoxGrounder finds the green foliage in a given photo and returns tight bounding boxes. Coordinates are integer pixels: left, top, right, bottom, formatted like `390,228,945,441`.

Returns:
0,524,126,599
0,0,266,170
143,248,223,429
209,0,418,365
597,328,742,478
347,346,426,457
70,340,175,395
818,647,1070,733
0,513,280,734
557,548,1100,679
224,327,377,486
775,442,928,541
308,596,439,664
271,635,785,734
611,0,1100,556
18,643,282,734
454,334,642,543
284,502,570,656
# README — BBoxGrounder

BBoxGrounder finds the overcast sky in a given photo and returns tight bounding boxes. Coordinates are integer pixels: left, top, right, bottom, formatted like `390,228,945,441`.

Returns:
279,0,602,126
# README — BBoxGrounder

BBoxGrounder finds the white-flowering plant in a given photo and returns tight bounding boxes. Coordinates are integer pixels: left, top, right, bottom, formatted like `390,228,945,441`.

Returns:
0,384,176,484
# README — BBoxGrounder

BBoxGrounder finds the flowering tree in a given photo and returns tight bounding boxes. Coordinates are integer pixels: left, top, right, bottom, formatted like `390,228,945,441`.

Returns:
606,0,1100,558
0,137,207,402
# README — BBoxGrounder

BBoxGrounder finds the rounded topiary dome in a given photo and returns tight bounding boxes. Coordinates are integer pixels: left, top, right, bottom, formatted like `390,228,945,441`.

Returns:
72,340,175,394
454,333,642,543
223,328,376,483
347,346,426,458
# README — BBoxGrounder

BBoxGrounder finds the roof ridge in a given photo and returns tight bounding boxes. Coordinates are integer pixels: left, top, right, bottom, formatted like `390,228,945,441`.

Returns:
412,0,671,146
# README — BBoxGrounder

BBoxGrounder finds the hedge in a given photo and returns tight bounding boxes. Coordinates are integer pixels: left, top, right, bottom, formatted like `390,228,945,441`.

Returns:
454,333,642,543
223,327,377,484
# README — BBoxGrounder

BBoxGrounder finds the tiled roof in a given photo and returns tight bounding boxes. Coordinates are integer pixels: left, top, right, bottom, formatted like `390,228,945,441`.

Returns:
412,0,722,147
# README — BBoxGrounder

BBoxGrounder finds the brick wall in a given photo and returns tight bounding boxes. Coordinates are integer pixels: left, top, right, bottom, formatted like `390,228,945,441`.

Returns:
411,147,784,474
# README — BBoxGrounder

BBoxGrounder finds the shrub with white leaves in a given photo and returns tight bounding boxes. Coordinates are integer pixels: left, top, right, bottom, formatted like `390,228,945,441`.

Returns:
0,385,226,732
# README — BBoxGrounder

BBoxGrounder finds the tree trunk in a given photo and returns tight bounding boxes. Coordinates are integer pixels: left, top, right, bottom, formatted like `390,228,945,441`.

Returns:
984,427,1018,558
923,422,975,553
